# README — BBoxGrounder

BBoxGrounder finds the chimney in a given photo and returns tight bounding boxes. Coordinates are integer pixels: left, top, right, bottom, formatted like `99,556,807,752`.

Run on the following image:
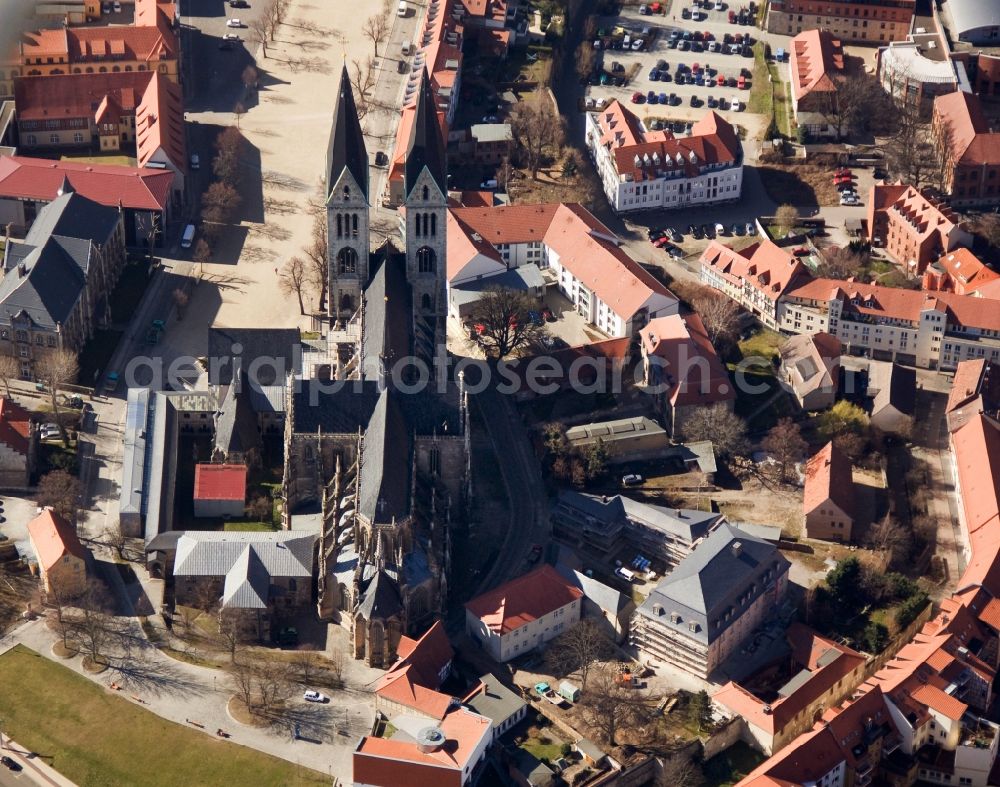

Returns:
731,541,743,559
17,264,26,278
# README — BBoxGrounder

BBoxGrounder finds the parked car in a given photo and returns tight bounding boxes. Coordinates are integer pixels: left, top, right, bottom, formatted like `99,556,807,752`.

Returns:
731,99,744,111
701,223,712,237
648,68,660,81
1,757,21,772
668,228,683,242
226,17,242,26
714,222,726,235
622,473,644,487
707,95,717,108
667,245,684,259
658,92,668,104
631,91,644,103
732,223,743,235
746,221,756,235
303,690,330,703
647,227,666,240
229,0,249,6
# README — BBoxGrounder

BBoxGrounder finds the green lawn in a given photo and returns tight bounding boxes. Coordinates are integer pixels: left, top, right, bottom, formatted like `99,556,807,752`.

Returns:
224,520,280,532
737,329,784,366
768,62,793,138
521,736,565,763
747,42,773,117
0,645,327,787
60,154,137,167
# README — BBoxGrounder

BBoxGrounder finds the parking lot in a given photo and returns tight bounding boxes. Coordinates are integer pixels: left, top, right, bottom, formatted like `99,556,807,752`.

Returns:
586,2,762,127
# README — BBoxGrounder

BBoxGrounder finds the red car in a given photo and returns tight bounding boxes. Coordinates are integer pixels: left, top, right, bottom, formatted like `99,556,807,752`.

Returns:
833,174,854,185
653,235,670,247
631,91,644,103
737,75,747,89
728,9,736,21
716,74,725,86
703,31,714,40
692,62,701,73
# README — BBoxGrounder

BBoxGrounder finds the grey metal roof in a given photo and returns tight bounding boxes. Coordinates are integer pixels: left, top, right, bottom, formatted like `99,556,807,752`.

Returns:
0,236,89,329
948,0,1000,38
222,545,271,609
356,568,403,620
635,523,788,645
206,327,302,386
248,384,286,414
405,69,448,196
463,675,526,729
555,491,722,543
326,64,369,202
451,264,545,308
872,362,916,418
361,248,412,381
358,389,412,522
120,387,152,517
24,191,120,250
173,531,316,579
214,374,261,458
556,564,631,618
470,123,513,144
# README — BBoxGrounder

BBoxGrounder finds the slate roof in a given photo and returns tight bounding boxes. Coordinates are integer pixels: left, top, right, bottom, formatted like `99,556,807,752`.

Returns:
358,389,412,522
0,236,89,329
214,373,261,458
405,69,448,196
24,191,120,250
173,531,315,578
206,327,302,386
871,362,916,419
326,64,369,201
361,248,413,381
636,523,788,645
357,568,403,620
222,545,271,609
462,674,527,730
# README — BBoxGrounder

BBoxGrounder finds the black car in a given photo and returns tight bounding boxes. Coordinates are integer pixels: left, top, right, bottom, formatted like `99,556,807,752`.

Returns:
667,38,678,48
691,227,704,240
741,45,753,57
218,40,234,50
679,40,690,50
614,76,626,86
681,6,691,17
671,94,681,105
689,93,698,106
656,59,667,69
659,71,672,82
647,227,666,240
1,757,21,773
700,223,712,237
667,245,684,259
229,0,249,6
732,223,743,236
687,224,697,234
707,95,718,108
691,41,704,52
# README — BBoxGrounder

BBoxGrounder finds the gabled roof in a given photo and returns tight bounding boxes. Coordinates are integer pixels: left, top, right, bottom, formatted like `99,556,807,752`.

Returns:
358,390,412,523
780,332,840,398
206,327,302,386
326,64,369,202
700,239,808,302
357,568,403,620
25,190,120,249
935,91,1000,168
789,29,844,102
0,236,90,330
193,463,246,502
405,69,448,196
222,545,271,609
213,375,260,459
27,509,88,571
803,442,855,519
373,621,455,719
952,413,1000,537
0,156,173,212
0,398,31,455
641,313,734,406
173,531,315,579
14,71,152,122
465,565,582,635
135,72,185,169
870,362,916,419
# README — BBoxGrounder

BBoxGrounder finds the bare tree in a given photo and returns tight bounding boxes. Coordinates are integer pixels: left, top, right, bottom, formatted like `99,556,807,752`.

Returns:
301,213,328,310
0,354,20,399
867,514,913,560
350,57,378,120
818,245,867,279
474,286,546,359
884,98,938,188
819,73,893,141
973,213,1000,250
679,405,749,459
249,17,269,57
193,239,212,271
74,580,116,666
575,41,597,82
509,95,564,178
278,256,310,315
255,662,294,715
233,101,246,130
229,656,256,708
544,619,612,690
36,470,82,524
136,210,161,264
213,127,244,186
172,289,190,320
761,417,807,483
691,289,741,344
582,669,649,747
36,349,78,444
657,752,700,787
202,181,242,225
103,520,129,560
773,204,799,238
217,608,257,662
328,648,345,687
362,12,390,58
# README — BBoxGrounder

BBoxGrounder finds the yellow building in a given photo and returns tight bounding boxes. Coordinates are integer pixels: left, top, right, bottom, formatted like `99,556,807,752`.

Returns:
27,509,89,599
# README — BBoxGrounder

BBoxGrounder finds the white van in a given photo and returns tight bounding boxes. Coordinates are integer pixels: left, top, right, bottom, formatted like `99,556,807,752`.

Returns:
402,41,412,56
615,567,635,583
181,224,196,249
397,1,407,16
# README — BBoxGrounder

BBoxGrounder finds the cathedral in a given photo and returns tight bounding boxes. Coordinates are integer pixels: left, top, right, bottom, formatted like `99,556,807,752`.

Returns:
281,66,469,668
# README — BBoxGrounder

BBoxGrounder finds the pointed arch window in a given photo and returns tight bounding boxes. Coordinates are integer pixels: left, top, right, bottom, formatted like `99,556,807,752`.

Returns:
352,213,358,237
338,247,358,274
343,185,350,200
421,293,431,310
415,213,422,237
417,246,436,274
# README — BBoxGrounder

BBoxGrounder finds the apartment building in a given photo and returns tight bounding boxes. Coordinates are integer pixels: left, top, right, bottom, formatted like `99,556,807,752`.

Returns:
0,188,126,379
933,91,1000,208
586,102,743,214
779,331,841,410
0,399,34,489
866,184,971,274
923,248,1000,299
699,239,810,330
631,524,789,678
551,490,726,571
464,565,582,662
788,30,846,140
447,202,679,337
765,0,915,44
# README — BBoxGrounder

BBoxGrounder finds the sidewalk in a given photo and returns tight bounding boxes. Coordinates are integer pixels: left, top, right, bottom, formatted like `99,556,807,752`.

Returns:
0,739,78,787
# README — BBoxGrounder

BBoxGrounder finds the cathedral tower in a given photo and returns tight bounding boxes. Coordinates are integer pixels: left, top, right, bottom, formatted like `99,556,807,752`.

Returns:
326,65,370,323
403,69,448,358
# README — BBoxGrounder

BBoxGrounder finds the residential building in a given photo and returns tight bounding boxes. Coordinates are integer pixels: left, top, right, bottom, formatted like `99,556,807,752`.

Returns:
968,51,1000,100
803,442,855,542
586,102,743,214
866,184,970,274
631,524,790,678
639,312,735,434
699,239,809,330
172,531,316,638
778,276,1000,371
447,202,679,337
933,91,1000,208
462,675,527,736
765,0,915,44
788,30,845,140
353,705,493,787
372,620,456,721
923,248,1000,299
868,361,916,434
192,464,246,518
0,155,175,246
551,490,725,571
464,565,582,662
14,71,186,192
943,0,1000,45
0,186,126,379
469,123,512,165
455,0,515,56
877,34,960,113
779,331,841,410
27,508,88,598
714,623,867,754
0,398,34,488
945,358,1000,432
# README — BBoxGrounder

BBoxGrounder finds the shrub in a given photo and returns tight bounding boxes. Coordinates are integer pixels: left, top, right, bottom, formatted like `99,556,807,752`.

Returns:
895,593,929,629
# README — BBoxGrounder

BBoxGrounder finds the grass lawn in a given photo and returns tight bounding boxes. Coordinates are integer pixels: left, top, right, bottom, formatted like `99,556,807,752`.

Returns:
521,735,565,763
747,42,773,118
224,520,280,532
767,62,792,138
77,329,124,388
737,329,784,366
702,741,767,786
0,645,327,787
61,154,137,167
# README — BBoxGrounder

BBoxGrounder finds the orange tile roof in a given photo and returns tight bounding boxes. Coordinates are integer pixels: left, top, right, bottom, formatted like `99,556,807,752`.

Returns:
979,597,1000,632
451,203,560,246
803,441,854,519
465,564,582,635
789,29,844,102
27,509,88,571
947,358,989,414
193,464,246,501
935,249,1000,295
641,313,734,406
134,72,186,169
935,91,1000,167
701,239,809,302
910,683,968,721
737,726,847,786
14,71,151,122
952,414,1000,535
68,20,177,62
18,28,69,58
0,398,31,455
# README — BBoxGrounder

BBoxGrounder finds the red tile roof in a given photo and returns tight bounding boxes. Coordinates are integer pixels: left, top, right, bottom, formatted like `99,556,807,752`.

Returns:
910,682,968,721
0,398,31,455
789,29,844,102
803,441,854,520
27,509,88,571
0,156,173,212
14,71,151,122
193,464,246,501
934,249,1000,296
952,414,1000,536
947,358,990,414
450,204,560,246
701,239,809,303
465,564,582,635
935,91,1000,167
134,72,185,169
979,597,1000,632
641,313,734,406
373,621,455,719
